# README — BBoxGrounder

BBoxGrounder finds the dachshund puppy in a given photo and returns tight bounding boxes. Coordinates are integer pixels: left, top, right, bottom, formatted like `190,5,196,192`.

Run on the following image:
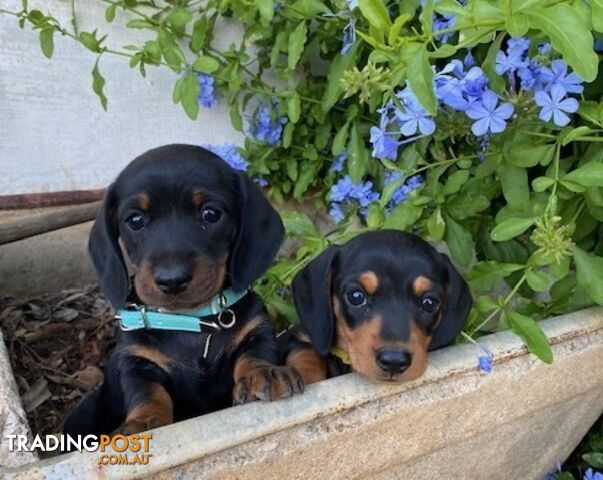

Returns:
281,230,472,384
64,144,302,437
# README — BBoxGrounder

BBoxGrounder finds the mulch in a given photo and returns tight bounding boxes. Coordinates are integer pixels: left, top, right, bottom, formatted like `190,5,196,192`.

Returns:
0,285,116,437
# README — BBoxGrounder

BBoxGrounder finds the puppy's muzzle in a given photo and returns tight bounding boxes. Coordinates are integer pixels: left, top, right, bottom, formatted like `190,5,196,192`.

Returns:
376,348,411,375
153,264,193,295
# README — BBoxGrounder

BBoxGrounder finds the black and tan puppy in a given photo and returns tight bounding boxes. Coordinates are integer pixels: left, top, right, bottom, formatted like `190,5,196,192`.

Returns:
281,230,472,384
64,144,302,437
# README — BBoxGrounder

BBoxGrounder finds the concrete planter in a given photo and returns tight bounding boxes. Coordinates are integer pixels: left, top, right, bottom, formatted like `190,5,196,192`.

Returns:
1,307,601,479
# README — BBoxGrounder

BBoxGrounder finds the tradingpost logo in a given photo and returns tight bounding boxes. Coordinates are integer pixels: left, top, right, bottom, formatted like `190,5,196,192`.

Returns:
4,433,153,465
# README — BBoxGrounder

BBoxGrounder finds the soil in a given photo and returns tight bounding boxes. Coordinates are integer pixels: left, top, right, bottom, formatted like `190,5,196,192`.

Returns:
0,285,116,437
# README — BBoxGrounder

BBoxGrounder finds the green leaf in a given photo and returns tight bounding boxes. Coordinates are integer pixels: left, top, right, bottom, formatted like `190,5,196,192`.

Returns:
166,8,193,27
79,31,100,53
402,43,437,115
178,72,200,120
505,11,529,37
507,310,553,364
504,139,555,168
443,170,469,195
348,122,368,182
332,122,350,155
583,453,603,469
564,163,603,187
526,4,598,82
288,21,308,70
321,47,358,113
288,92,301,124
426,207,445,240
384,201,422,231
105,4,117,22
499,161,528,210
560,126,598,145
388,13,410,45
358,0,392,32
190,18,210,53
229,102,243,131
481,32,506,94
465,261,524,293
574,247,603,304
39,28,54,58
126,20,156,29
192,56,220,74
526,269,549,292
532,176,555,192
445,216,474,267
590,0,603,32
491,217,535,242
91,58,108,111
256,0,275,21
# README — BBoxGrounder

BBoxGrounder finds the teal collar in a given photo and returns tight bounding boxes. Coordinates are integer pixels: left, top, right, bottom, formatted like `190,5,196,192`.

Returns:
116,288,248,333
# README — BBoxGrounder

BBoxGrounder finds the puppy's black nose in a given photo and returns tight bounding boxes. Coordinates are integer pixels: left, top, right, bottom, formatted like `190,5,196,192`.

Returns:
154,265,192,295
376,349,411,374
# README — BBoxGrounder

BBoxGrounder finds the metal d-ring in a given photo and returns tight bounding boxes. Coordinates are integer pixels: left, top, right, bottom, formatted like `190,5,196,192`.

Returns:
218,308,236,329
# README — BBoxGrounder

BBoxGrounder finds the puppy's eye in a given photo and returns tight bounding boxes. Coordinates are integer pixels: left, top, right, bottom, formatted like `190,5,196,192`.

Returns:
126,213,145,231
345,289,367,307
421,295,440,313
201,207,222,223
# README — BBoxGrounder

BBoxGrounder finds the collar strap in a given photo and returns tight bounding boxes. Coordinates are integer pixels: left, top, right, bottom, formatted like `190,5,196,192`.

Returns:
330,346,351,365
116,288,248,333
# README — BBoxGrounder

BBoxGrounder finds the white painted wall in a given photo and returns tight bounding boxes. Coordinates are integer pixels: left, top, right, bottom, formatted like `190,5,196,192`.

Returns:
0,1,243,196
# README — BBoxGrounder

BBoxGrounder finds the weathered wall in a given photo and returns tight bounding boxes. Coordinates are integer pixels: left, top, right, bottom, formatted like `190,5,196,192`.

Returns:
0,1,242,197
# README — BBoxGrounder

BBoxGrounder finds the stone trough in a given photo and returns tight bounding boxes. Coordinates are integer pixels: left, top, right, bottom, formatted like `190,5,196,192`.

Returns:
0,307,601,479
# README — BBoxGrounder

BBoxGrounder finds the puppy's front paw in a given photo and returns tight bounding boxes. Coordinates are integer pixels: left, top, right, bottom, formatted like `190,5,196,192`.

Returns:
113,416,168,436
233,365,304,405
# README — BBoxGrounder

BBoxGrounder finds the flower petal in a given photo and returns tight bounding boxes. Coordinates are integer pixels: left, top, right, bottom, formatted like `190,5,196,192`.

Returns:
400,118,418,136
494,102,514,120
558,97,579,113
534,90,551,107
552,108,571,127
539,105,553,122
489,116,507,133
465,103,488,120
418,116,436,135
471,117,490,136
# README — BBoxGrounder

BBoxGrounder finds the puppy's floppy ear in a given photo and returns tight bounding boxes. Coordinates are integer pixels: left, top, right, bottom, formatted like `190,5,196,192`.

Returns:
229,171,284,291
429,253,472,350
292,246,339,357
88,184,129,309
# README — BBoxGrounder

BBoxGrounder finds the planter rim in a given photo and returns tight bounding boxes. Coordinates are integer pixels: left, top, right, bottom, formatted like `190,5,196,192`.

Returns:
2,306,602,479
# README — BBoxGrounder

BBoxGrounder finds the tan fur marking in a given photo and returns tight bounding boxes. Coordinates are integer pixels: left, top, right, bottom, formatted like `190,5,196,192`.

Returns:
286,347,327,385
129,345,172,372
229,316,265,352
191,189,204,208
413,276,433,296
358,271,379,295
136,193,150,211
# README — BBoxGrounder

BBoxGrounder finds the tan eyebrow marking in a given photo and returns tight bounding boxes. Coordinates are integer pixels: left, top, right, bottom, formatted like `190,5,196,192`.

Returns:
413,276,432,296
358,271,379,294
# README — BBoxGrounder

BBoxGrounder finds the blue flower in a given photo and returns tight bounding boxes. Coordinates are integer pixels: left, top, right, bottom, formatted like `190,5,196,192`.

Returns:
517,59,543,91
254,177,269,187
203,143,248,171
385,172,423,210
507,37,530,57
464,49,475,68
538,42,552,55
370,125,399,160
534,84,579,127
331,151,347,172
341,18,356,54
395,97,436,136
251,100,288,145
433,14,455,43
584,469,603,480
197,74,217,108
465,90,514,136
596,38,603,52
329,175,380,223
477,345,493,373
460,67,488,98
538,59,584,94
494,50,527,75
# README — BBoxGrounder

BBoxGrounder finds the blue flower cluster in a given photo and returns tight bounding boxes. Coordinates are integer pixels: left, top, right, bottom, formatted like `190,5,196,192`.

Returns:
197,74,217,108
494,38,583,126
384,172,423,210
421,0,467,44
583,469,603,480
370,86,436,160
250,100,288,145
329,175,380,223
203,143,248,171
477,345,493,373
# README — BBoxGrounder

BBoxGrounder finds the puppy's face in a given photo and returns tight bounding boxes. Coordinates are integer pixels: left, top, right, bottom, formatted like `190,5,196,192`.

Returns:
89,144,284,310
115,156,238,310
331,248,446,382
293,230,472,383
